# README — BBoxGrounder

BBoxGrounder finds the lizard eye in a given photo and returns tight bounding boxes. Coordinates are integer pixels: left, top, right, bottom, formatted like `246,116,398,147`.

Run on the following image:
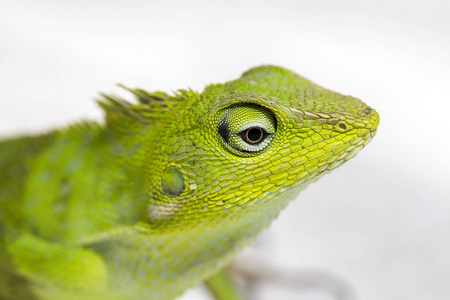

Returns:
217,104,276,155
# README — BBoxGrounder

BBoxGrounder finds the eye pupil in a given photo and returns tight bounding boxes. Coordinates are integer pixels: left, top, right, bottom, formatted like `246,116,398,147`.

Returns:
245,127,264,144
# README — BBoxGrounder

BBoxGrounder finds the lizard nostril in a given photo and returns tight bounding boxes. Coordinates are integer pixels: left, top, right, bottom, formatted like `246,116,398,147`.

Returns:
338,123,347,130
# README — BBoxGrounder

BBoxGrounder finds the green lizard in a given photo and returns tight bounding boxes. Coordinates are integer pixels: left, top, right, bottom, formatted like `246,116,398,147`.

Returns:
0,66,379,300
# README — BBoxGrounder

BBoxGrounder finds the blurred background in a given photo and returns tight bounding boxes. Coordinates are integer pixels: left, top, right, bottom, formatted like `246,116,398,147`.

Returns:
1,0,449,299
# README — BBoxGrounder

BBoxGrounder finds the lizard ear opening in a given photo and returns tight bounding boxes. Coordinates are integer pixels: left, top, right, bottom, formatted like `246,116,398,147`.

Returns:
161,166,185,197
216,104,277,155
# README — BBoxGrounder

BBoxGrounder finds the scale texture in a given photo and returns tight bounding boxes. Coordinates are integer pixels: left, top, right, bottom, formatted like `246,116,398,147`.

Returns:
0,66,379,300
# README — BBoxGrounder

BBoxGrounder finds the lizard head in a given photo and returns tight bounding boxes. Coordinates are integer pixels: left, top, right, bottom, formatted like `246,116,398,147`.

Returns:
146,66,379,230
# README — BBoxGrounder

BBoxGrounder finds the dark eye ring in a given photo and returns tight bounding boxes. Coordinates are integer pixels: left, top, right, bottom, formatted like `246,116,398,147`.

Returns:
240,127,267,145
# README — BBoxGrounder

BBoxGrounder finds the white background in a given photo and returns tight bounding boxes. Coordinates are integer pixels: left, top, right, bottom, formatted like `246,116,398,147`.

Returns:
1,0,449,299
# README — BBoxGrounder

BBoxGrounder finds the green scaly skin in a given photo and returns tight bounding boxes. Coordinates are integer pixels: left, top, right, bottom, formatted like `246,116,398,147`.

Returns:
0,66,379,300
